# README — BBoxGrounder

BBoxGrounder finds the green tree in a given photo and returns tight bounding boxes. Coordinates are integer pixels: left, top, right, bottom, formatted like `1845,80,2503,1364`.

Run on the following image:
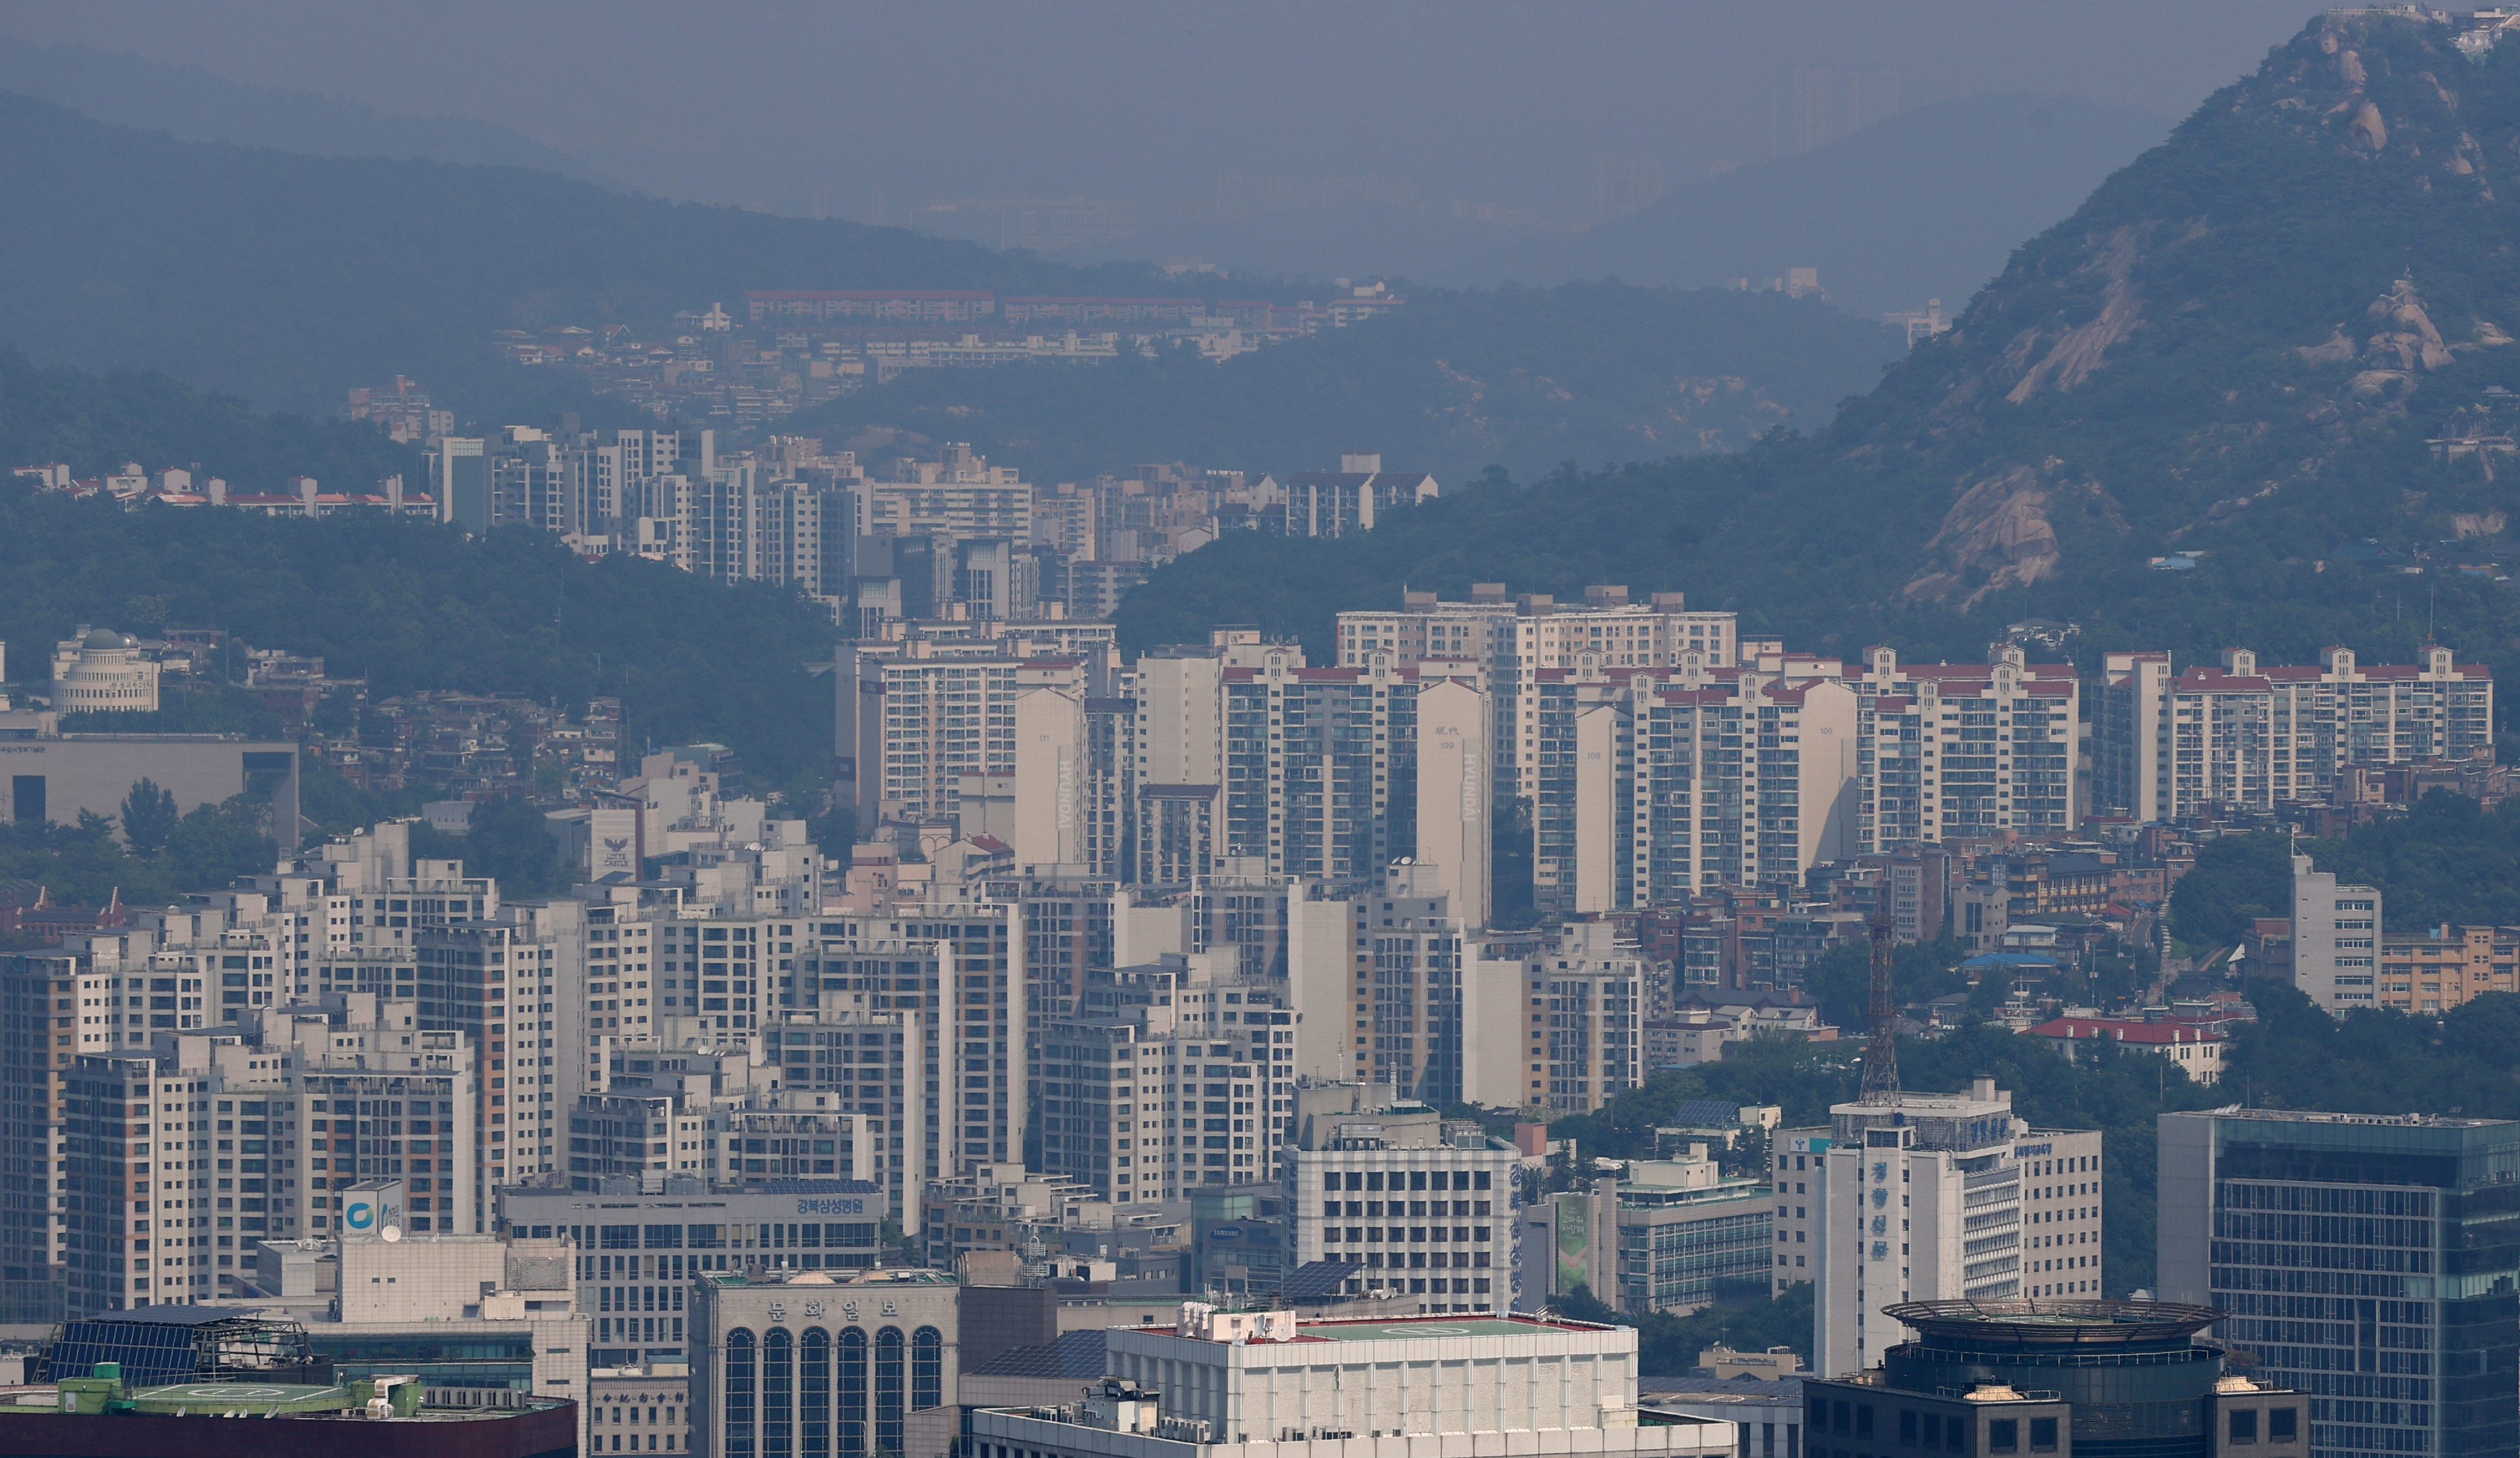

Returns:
462,796,564,897
163,795,273,892
2168,833,2291,947
118,778,179,856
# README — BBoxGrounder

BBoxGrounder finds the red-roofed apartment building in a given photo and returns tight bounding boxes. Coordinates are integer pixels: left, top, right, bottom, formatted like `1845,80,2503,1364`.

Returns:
2096,645,2492,820
2028,1015,2224,1084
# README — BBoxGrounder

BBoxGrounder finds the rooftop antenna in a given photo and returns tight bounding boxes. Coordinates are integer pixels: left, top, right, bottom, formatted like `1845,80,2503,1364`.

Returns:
1859,909,1901,1105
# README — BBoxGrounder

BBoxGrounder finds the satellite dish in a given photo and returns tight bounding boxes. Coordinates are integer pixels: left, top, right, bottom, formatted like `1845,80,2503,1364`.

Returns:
381,1226,404,1243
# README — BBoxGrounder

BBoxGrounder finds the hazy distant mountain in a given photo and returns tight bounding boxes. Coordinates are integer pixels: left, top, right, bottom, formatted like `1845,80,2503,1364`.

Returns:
0,89,1158,414
0,38,605,180
1069,93,2170,316
1547,93,2175,316
1123,12,2520,685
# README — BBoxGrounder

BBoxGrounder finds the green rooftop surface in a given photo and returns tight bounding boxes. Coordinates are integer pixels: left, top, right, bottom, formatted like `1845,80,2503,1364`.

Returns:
1302,1319,1558,1341
127,1382,353,1414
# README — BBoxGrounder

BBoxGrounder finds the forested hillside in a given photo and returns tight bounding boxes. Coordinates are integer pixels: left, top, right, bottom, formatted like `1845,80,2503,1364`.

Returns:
780,282,1908,485
0,89,1152,416
1124,13,2520,697
0,486,837,801
0,350,420,487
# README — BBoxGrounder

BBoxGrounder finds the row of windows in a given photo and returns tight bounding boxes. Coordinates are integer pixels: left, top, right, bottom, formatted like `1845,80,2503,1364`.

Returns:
722,1325,942,1458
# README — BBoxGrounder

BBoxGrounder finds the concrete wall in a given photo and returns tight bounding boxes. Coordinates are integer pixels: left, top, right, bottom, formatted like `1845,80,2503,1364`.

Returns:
0,736,295,829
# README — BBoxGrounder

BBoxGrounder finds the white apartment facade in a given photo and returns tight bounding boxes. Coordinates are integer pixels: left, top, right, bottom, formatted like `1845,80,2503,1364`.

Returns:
2289,852,2382,1013
1336,584,1739,802
1853,644,2081,845
2096,645,2494,818
1462,921,1646,1113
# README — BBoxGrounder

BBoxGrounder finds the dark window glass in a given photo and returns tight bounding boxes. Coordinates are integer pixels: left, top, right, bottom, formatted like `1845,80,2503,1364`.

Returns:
912,1326,944,1411
764,1328,793,1458
801,1328,830,1458
2028,1416,2057,1452
875,1326,905,1456
2228,1409,2257,1443
1989,1418,2017,1454
837,1328,868,1455
724,1329,756,1458
1855,1405,1872,1439
2269,1408,2296,1440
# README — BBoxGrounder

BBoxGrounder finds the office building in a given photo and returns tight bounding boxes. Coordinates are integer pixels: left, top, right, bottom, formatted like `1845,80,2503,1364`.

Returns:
2158,1107,2520,1458
1521,1151,1771,1316
1811,1079,2102,1381
690,1267,963,1458
1284,1083,1521,1315
1802,1299,2306,1458
970,1306,1737,1458
498,1183,886,1368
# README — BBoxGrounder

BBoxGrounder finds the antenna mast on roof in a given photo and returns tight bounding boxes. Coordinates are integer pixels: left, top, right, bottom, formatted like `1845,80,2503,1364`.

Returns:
1859,910,1901,1105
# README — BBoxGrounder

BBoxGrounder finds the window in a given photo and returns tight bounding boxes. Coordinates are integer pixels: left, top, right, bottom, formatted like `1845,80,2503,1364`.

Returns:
912,1326,943,1410
2228,1409,2257,1444
874,1327,905,1455
1855,1406,1872,1440
2029,1416,2057,1452
1989,1418,2017,1453
724,1329,756,1458
837,1328,868,1455
762,1328,793,1458
2269,1408,2296,1440
800,1328,830,1458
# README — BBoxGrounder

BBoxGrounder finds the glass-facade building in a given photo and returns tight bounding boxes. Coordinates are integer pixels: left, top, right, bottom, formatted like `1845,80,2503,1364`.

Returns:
2158,1109,2520,1458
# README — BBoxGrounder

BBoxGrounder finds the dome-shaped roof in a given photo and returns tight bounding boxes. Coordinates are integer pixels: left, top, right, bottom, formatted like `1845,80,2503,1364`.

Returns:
83,627,129,649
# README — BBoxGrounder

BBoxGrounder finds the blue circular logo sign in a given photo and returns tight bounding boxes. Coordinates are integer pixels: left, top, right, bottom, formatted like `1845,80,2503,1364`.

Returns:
346,1202,375,1229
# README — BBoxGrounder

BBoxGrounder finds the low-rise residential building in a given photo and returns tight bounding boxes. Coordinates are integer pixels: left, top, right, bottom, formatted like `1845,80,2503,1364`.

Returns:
2026,1016,2225,1084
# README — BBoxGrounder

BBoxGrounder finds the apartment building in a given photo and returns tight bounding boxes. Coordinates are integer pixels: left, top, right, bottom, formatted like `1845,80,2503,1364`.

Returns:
2290,853,2384,1013
57,991,484,1315
1527,662,1861,911
1463,921,1647,1113
2096,646,2494,819
1811,1079,2102,1381
1278,453,1437,538
1336,582,1739,803
1035,952,1295,1202
840,653,1096,827
1219,649,1424,882
1852,644,2080,845
809,907,1022,1176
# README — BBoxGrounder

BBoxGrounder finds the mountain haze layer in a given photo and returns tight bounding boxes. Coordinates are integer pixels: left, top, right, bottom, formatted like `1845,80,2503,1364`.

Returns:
0,38,604,180
0,89,1153,415
1124,12,2520,698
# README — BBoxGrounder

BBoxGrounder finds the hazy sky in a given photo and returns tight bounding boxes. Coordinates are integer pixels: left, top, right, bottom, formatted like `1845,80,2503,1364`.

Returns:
0,1,2326,220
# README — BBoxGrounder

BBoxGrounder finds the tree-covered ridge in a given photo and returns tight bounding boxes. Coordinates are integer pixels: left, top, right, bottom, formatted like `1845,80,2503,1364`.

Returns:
1537,976,2520,1300
2170,792,2520,948
1121,14,2520,692
0,486,837,800
0,88,1158,416
779,282,1908,486
0,349,421,488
